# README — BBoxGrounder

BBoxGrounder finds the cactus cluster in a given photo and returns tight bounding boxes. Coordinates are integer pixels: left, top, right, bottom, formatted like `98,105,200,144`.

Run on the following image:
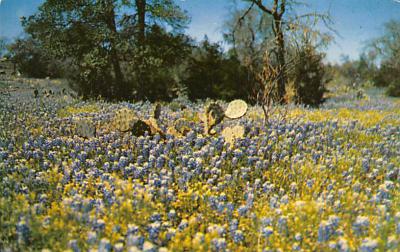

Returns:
71,100,248,142
356,90,365,99
131,120,152,137
106,106,166,137
198,100,248,137
199,102,224,135
221,100,248,145
143,118,165,137
112,108,137,132
75,118,96,138
169,118,191,137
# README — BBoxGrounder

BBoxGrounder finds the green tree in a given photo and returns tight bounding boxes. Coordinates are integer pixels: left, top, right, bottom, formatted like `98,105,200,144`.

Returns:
125,0,189,45
7,36,64,78
370,20,400,96
125,24,193,101
184,38,253,101
337,53,377,88
0,37,8,57
23,0,190,100
23,0,126,98
291,45,327,106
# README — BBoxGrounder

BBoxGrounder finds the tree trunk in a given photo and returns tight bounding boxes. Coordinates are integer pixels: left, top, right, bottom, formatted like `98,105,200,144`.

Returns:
136,0,146,45
134,0,147,100
105,1,126,98
273,15,286,103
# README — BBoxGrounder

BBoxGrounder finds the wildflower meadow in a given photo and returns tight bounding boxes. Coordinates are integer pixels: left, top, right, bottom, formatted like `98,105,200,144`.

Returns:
0,80,399,252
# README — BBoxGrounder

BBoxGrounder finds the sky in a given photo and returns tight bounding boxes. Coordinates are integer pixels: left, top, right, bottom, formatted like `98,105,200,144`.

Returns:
1,0,400,63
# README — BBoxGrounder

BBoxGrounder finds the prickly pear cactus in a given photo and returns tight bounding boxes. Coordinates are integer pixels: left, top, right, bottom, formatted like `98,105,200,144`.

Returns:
225,99,248,119
200,103,224,135
174,118,191,136
75,119,96,138
144,118,165,137
153,103,162,120
221,125,245,146
112,108,137,132
132,120,152,137
356,90,365,99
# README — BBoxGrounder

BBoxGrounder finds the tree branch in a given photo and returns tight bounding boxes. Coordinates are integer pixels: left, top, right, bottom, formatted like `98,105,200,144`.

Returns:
238,2,255,26
279,0,286,18
253,0,274,15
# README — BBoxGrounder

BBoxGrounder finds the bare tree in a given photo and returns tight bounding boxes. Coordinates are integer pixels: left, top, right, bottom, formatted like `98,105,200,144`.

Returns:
228,1,332,123
239,0,332,104
239,0,288,103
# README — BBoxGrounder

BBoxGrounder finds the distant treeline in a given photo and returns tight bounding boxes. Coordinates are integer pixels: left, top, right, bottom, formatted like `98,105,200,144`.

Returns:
1,1,399,103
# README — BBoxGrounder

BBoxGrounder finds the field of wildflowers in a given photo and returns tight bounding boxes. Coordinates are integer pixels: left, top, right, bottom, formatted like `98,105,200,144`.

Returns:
0,81,399,251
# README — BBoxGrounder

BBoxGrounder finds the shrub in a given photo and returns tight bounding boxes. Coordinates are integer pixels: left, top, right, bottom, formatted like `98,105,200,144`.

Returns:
7,37,64,78
184,39,254,102
386,81,400,97
291,46,327,106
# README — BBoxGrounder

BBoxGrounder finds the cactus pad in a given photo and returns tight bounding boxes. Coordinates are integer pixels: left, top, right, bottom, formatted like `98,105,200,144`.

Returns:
112,108,137,132
201,103,224,135
221,125,245,146
131,120,151,137
153,103,162,120
144,118,165,137
174,118,191,136
225,99,248,119
75,119,96,138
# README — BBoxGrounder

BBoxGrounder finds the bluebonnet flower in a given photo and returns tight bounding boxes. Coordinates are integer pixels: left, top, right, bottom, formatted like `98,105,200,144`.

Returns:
142,241,157,252
292,243,301,251
207,224,225,237
238,205,248,216
98,238,112,252
395,212,400,234
95,219,106,231
353,216,370,236
16,220,30,244
178,219,189,231
166,228,176,240
87,231,97,244
167,209,176,221
211,238,227,252
269,195,279,208
261,227,273,238
360,238,378,252
148,222,161,240
150,213,162,222
387,235,398,250
68,239,80,252
294,233,302,242
277,216,288,235
118,156,128,169
114,243,124,252
280,195,289,205
318,219,337,243
126,234,144,248
233,230,244,243
102,162,110,172
225,202,235,215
